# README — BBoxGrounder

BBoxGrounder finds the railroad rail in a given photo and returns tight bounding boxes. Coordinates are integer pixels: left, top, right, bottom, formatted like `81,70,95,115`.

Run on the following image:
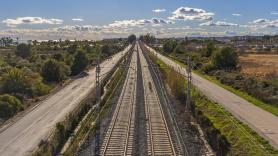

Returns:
101,48,137,155
139,45,176,156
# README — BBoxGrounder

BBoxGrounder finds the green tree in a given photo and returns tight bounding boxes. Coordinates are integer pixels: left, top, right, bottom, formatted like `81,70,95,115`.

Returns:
0,37,13,47
140,34,156,44
2,67,50,97
71,50,89,75
174,43,186,54
22,67,51,96
2,68,31,94
0,94,22,119
128,34,136,43
203,42,215,57
101,45,113,57
53,53,64,62
41,59,70,82
163,40,177,54
212,47,239,69
15,43,32,58
67,44,78,54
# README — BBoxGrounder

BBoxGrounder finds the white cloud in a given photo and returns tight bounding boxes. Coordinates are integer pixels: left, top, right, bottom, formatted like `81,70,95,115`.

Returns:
167,26,192,30
249,19,278,28
271,12,278,15
152,9,166,13
72,18,84,22
2,17,63,27
251,18,270,24
200,21,238,27
104,18,173,29
58,25,101,32
232,13,241,16
169,7,214,21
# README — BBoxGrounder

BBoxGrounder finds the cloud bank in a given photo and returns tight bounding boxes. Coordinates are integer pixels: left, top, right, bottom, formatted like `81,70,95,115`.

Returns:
2,17,63,27
200,21,239,27
169,7,214,21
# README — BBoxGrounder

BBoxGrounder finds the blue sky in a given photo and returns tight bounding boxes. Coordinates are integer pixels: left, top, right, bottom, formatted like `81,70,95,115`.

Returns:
1,0,278,40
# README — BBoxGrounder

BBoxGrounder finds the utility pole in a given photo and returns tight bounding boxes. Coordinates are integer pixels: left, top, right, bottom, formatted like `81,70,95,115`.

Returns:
95,58,101,156
186,56,192,110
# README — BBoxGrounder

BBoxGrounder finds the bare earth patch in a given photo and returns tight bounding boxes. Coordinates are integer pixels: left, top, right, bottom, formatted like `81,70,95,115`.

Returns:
240,54,278,78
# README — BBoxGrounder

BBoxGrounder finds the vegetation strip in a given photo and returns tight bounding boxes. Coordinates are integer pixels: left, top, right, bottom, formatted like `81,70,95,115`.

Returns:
32,47,131,156
194,70,278,116
149,39,278,116
148,52,278,155
0,39,128,123
63,66,126,155
63,46,134,155
169,53,278,116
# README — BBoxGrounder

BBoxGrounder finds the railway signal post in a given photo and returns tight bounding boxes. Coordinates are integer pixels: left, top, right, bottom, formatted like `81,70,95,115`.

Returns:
95,58,101,156
186,56,192,110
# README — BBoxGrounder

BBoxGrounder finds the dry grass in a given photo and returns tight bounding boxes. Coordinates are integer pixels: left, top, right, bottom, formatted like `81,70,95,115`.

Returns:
0,48,14,56
240,54,278,78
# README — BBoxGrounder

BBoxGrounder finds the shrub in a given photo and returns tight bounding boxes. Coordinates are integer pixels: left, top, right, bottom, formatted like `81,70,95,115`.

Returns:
163,40,177,54
2,68,31,95
203,42,215,57
67,44,78,54
71,50,88,75
53,53,64,62
33,82,51,96
0,94,22,119
2,67,51,97
15,43,32,58
174,44,186,54
101,45,113,57
202,63,216,74
41,59,70,82
212,47,238,70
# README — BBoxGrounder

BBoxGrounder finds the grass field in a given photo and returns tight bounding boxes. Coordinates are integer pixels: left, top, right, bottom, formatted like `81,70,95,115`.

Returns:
240,54,278,78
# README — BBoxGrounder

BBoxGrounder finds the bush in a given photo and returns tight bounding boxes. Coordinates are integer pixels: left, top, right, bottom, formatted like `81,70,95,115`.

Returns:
163,40,177,54
203,42,215,57
0,94,22,119
140,34,156,44
53,53,64,62
211,70,278,107
174,44,186,54
33,82,51,96
202,63,216,74
2,67,51,97
67,44,78,54
15,43,32,58
101,45,113,57
212,47,238,70
71,50,88,75
41,59,70,82
2,68,31,95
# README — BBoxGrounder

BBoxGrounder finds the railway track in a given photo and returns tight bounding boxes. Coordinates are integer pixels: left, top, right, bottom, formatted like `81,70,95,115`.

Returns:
101,48,137,156
138,45,177,156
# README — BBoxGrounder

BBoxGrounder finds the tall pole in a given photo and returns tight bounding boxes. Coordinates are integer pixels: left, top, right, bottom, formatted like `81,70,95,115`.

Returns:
186,56,192,110
95,58,101,156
